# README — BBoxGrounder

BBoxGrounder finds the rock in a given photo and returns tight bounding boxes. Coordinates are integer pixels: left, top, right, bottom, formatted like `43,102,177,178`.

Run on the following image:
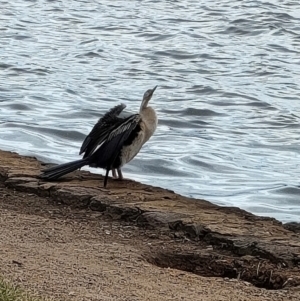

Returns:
0,149,300,290
284,222,300,233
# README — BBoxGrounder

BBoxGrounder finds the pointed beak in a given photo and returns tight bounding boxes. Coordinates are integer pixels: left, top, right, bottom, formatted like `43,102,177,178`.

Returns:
148,85,157,98
152,85,158,94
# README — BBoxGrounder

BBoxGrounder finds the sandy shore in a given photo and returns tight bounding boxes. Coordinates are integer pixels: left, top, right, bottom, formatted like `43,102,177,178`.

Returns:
0,150,299,300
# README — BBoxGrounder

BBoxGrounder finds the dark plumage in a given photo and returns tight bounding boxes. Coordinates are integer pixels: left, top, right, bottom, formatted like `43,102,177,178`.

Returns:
80,103,126,158
39,86,158,187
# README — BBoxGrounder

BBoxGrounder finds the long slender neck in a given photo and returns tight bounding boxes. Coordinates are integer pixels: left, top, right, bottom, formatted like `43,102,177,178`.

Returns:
139,99,148,113
140,106,157,143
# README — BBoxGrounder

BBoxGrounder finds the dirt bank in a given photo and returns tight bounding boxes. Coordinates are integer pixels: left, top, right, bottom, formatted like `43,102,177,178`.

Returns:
0,150,299,300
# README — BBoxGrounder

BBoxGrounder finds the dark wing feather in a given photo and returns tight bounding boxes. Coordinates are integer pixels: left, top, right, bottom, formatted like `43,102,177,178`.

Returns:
89,114,141,169
80,103,126,158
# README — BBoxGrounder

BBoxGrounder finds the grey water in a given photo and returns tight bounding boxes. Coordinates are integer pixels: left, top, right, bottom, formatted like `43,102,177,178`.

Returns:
0,0,300,222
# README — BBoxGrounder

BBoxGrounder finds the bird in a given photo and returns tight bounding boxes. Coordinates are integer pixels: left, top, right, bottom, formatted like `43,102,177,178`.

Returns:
39,85,158,187
79,102,127,179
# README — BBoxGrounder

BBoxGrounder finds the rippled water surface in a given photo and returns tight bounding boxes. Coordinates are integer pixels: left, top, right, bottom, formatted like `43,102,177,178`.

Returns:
1,0,300,222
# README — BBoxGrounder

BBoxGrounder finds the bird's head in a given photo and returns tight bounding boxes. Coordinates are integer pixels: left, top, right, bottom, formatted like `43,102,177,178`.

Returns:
140,85,157,111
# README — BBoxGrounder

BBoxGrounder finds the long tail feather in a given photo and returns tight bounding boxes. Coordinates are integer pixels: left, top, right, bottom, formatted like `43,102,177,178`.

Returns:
39,159,88,180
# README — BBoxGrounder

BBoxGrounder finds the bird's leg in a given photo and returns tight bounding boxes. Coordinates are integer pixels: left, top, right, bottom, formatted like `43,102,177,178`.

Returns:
117,168,123,180
104,168,110,188
112,169,117,179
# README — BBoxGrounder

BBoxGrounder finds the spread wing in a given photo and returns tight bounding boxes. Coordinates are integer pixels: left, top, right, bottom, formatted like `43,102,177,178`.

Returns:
89,114,141,169
80,103,126,158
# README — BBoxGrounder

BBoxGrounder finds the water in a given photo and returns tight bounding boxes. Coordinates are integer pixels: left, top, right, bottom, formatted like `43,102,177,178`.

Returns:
1,0,300,222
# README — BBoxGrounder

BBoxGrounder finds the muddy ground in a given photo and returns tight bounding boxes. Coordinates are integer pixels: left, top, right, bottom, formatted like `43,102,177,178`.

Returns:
0,150,299,300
